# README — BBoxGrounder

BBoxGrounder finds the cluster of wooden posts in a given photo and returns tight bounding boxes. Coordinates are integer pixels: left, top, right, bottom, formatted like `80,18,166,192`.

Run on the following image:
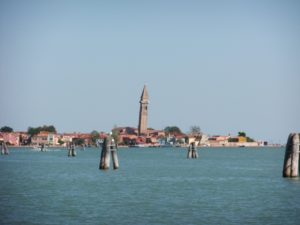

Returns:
68,142,76,157
1,142,9,155
99,136,119,170
187,142,198,159
283,133,300,178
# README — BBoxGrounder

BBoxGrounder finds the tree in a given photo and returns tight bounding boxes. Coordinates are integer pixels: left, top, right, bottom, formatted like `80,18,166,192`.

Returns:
73,138,85,146
237,132,255,142
247,137,255,142
228,137,239,142
190,126,202,135
189,126,202,145
41,125,56,133
91,130,99,144
164,126,182,135
111,129,120,143
58,139,65,146
238,132,246,137
0,126,13,132
27,127,40,136
27,125,57,136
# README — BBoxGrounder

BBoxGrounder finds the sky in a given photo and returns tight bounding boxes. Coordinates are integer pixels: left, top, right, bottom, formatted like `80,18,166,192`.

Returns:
0,0,300,143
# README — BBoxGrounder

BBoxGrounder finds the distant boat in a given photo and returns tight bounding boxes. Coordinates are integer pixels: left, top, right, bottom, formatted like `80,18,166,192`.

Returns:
31,145,47,151
129,144,147,148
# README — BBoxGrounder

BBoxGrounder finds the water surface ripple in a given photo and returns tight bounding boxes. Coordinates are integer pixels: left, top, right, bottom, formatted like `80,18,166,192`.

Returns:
0,147,299,225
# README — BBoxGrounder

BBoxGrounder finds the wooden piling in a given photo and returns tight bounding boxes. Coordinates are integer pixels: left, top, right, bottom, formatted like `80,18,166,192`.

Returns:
192,149,198,159
1,142,9,155
99,135,119,170
103,150,110,169
187,147,192,158
67,143,76,157
99,141,105,169
187,142,198,159
100,137,109,169
99,138,108,169
68,143,72,157
71,143,76,156
1,142,4,155
283,133,300,177
111,150,119,169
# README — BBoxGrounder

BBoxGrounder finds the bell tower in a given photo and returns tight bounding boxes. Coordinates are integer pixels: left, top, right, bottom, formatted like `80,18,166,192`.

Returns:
138,85,149,136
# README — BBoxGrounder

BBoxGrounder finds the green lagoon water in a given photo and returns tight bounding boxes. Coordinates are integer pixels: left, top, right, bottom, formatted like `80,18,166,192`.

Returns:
0,147,299,225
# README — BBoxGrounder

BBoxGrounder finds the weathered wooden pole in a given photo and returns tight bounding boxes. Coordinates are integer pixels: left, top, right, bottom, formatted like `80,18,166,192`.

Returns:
1,142,9,155
187,145,192,158
41,144,45,152
68,142,76,157
99,135,119,170
99,137,110,169
103,148,110,169
1,142,4,155
192,148,198,158
111,151,119,169
71,143,76,156
283,133,300,177
111,139,119,170
99,138,106,169
68,142,72,157
187,142,198,159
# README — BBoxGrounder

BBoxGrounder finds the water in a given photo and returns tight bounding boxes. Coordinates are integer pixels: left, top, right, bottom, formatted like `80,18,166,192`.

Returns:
0,147,299,225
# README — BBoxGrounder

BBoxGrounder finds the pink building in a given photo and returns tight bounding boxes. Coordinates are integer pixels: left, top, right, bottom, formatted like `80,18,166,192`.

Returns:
0,132,20,146
31,132,49,146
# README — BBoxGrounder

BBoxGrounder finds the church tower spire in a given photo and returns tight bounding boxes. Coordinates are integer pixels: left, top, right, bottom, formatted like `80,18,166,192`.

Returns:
138,85,149,136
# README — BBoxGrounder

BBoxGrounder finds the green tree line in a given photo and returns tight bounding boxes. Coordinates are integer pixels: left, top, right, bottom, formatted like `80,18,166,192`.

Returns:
27,125,57,136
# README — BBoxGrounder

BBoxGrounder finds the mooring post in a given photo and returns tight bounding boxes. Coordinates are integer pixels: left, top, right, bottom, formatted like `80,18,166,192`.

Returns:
99,138,106,169
100,136,110,169
41,144,45,152
68,142,76,157
103,148,110,169
4,142,8,155
187,142,198,159
192,147,198,158
99,134,119,170
111,150,119,169
1,142,4,155
283,133,300,177
68,142,72,157
187,145,192,158
1,142,9,155
67,142,76,157
111,139,119,170
71,143,76,156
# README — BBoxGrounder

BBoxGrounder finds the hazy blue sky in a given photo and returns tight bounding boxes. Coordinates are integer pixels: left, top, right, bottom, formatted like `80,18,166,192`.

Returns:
1,0,299,143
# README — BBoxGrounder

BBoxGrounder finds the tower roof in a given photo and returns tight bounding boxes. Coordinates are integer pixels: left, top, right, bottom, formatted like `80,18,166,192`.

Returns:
140,85,149,101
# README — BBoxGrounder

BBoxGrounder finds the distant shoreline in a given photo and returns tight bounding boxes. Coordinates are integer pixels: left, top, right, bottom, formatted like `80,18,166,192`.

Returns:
6,145,284,149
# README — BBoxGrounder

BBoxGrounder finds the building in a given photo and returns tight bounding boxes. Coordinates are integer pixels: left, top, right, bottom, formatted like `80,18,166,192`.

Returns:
138,85,149,136
48,133,59,146
208,135,230,147
31,131,50,146
0,132,20,146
